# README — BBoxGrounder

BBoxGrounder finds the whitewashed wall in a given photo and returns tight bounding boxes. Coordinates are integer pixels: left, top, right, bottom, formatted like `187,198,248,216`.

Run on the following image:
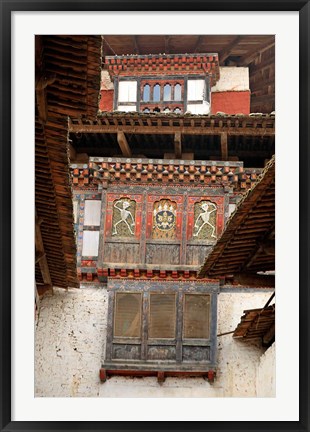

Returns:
211,67,249,93
35,286,274,397
256,343,276,397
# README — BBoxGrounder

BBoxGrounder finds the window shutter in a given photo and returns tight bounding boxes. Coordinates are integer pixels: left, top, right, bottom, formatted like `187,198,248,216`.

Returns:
184,294,210,339
149,293,176,339
114,293,142,338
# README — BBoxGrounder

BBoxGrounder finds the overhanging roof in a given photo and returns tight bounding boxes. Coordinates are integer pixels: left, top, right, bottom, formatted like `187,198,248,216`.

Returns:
233,304,275,346
199,155,275,278
35,35,102,288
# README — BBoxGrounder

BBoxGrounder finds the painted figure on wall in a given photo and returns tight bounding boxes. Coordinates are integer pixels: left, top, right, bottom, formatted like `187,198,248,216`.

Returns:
193,201,217,240
152,199,177,240
112,198,136,237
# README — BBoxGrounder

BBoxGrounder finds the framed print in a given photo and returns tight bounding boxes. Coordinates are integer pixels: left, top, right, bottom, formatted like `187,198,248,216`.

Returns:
1,1,309,431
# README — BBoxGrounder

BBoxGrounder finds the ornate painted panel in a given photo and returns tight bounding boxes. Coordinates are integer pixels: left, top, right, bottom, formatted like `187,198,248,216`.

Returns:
186,196,225,242
105,193,143,239
152,199,177,240
111,198,136,238
193,201,217,240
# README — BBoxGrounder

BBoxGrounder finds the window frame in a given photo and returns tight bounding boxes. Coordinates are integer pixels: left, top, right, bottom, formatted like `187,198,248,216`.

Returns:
81,198,102,260
139,76,185,113
106,281,219,367
115,77,139,112
185,75,211,114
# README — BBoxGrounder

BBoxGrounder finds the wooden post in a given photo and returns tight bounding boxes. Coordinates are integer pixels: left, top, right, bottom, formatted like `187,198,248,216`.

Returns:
220,132,228,161
117,131,132,157
174,132,182,159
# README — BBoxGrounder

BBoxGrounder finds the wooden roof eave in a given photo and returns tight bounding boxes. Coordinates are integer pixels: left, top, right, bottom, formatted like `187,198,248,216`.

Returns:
198,155,275,279
35,35,103,289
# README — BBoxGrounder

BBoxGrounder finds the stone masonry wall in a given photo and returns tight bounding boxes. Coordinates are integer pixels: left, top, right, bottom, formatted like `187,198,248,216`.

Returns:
35,286,274,397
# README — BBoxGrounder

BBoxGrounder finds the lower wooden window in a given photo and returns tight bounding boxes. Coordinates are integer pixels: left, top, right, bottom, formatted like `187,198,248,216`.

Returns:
114,293,142,338
149,293,176,339
183,294,210,339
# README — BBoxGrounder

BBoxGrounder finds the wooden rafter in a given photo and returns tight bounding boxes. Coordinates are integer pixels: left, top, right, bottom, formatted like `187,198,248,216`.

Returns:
237,37,275,66
219,36,242,64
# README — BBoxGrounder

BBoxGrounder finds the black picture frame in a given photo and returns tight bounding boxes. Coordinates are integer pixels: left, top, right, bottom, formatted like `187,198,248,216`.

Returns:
1,1,309,431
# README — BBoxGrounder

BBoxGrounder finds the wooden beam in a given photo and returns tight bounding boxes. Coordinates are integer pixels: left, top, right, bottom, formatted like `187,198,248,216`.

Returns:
174,132,182,158
117,131,132,157
219,36,242,64
220,132,228,160
69,124,275,137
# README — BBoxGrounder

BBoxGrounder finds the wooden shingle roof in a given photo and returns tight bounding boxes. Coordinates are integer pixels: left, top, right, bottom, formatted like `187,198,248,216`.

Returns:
35,35,102,288
199,155,275,279
233,304,275,346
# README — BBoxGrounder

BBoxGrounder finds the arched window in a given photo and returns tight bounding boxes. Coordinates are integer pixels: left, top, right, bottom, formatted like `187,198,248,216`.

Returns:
174,83,182,101
163,84,171,101
143,107,150,113
163,107,170,113
142,84,150,102
174,107,181,114
153,107,160,113
153,84,160,102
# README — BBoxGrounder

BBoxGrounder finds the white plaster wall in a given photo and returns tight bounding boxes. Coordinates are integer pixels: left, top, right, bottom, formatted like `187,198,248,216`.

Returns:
211,67,249,92
216,291,271,397
35,286,273,398
35,286,107,397
101,70,114,90
256,343,276,397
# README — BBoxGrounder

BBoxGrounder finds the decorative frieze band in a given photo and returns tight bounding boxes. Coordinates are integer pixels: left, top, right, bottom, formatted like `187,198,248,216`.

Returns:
71,158,261,190
104,53,220,85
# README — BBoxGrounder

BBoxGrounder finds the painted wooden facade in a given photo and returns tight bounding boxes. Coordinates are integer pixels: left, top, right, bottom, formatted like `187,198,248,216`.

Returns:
68,49,274,381
71,157,263,380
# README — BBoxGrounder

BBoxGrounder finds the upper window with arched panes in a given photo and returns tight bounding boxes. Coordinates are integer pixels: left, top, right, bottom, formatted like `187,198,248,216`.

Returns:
142,84,150,102
153,84,160,102
174,83,182,101
163,84,171,101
